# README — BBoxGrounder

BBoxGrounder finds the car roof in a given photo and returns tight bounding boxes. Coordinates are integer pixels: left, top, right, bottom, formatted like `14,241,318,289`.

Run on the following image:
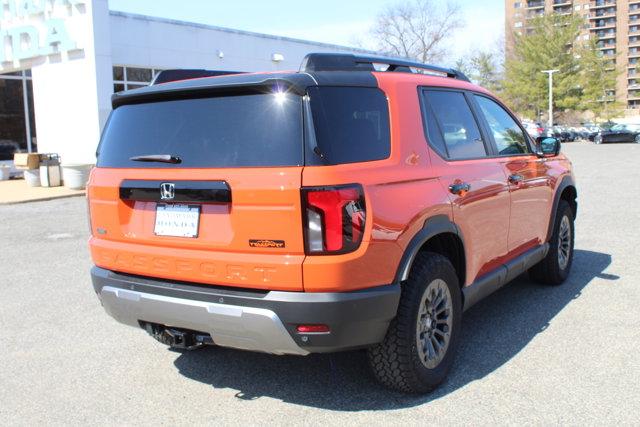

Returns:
112,69,493,109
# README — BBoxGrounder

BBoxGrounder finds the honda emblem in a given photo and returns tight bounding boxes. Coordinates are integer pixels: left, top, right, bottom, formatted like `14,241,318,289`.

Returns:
160,183,175,200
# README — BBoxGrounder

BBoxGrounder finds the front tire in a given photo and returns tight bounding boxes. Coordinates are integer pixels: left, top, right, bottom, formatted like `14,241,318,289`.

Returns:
529,200,575,285
635,134,640,144
368,252,462,393
594,134,602,144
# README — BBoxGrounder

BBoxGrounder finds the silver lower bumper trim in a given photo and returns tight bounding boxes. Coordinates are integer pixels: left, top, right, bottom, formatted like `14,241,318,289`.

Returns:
98,286,308,356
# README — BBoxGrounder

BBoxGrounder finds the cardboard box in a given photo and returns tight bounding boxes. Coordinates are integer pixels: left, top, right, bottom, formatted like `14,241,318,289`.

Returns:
13,153,40,170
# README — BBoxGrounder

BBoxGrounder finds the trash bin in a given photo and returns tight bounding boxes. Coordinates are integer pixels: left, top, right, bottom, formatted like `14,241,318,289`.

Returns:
24,169,41,187
40,154,61,187
62,164,93,190
0,165,10,181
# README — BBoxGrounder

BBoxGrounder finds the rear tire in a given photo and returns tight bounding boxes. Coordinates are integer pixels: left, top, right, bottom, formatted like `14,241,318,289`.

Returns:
529,200,574,285
367,252,462,393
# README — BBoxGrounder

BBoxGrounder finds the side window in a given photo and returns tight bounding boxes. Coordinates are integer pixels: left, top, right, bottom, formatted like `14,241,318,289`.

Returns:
423,90,487,160
474,95,529,155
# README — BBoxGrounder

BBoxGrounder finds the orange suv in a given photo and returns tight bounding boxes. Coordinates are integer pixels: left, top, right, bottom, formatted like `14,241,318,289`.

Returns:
88,53,577,393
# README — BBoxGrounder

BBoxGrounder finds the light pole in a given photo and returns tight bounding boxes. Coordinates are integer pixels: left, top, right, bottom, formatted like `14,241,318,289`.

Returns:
541,69,559,128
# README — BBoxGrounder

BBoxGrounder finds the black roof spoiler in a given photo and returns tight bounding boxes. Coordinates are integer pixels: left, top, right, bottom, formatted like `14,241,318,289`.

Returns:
152,69,244,85
300,53,470,82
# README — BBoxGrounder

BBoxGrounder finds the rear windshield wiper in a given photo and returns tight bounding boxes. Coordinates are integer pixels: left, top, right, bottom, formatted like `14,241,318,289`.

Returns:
129,154,182,164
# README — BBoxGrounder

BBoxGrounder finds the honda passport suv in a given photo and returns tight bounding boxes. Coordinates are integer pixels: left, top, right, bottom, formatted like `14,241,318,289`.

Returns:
89,53,577,393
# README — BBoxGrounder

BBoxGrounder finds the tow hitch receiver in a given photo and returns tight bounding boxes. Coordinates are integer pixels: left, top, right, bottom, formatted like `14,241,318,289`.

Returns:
142,322,213,350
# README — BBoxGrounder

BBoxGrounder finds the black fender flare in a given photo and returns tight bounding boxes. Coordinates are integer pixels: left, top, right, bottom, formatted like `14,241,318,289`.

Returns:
394,215,464,284
545,175,577,242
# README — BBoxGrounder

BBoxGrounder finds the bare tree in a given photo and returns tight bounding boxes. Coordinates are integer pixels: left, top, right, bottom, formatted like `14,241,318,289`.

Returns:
371,0,462,63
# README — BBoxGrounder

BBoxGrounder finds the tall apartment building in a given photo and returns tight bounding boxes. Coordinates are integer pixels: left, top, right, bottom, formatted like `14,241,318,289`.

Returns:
505,0,640,117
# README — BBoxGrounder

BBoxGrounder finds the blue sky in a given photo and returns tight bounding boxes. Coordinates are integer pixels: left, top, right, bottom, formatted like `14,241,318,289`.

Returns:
108,0,504,65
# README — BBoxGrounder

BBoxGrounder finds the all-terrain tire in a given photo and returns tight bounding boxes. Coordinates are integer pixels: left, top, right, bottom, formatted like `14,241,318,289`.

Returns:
529,200,575,285
367,252,462,393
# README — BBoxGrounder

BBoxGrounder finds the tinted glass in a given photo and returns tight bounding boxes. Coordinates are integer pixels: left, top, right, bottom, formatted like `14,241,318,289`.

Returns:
475,95,529,155
308,87,390,164
126,67,152,82
421,99,447,157
0,78,25,160
97,93,304,168
112,66,124,81
423,90,486,159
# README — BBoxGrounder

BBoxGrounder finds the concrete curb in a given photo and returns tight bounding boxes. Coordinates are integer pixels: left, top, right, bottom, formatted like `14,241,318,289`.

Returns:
0,192,86,206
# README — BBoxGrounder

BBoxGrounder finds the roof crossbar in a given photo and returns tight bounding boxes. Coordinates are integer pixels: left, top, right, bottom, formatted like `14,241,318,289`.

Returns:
300,53,470,82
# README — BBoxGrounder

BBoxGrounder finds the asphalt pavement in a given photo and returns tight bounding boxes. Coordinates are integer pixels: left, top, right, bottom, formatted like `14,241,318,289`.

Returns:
1,142,639,425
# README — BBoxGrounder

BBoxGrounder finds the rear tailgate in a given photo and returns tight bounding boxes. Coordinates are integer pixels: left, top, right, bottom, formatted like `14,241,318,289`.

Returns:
88,168,304,291
88,90,306,291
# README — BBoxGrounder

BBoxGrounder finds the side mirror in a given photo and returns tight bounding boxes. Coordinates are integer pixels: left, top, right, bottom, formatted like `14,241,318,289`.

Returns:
535,137,560,157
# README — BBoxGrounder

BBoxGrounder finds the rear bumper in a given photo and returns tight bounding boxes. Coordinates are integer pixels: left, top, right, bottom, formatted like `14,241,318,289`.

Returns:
91,267,400,355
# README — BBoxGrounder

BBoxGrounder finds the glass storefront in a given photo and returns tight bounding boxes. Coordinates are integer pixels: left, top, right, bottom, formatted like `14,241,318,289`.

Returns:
113,66,163,93
0,70,36,161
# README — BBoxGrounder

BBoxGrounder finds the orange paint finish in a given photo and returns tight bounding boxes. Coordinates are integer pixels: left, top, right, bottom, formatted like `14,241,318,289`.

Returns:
301,75,453,291
88,166,306,291
88,69,574,294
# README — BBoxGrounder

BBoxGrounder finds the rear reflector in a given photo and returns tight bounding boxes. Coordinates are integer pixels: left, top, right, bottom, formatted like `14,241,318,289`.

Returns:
296,324,330,333
301,184,365,255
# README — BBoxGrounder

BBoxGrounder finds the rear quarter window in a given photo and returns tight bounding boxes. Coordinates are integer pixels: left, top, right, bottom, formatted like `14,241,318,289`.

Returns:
307,87,390,165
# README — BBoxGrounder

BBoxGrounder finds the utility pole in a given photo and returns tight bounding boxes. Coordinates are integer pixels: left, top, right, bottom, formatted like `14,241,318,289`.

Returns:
541,69,559,128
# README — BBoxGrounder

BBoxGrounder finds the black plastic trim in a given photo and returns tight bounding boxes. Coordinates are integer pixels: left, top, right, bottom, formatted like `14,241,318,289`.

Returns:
119,180,231,204
394,215,463,283
300,53,470,81
546,175,577,242
91,267,400,353
152,69,243,85
462,243,549,311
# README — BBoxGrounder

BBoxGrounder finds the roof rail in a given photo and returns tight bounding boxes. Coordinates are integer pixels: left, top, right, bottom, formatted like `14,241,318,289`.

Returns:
152,69,243,85
300,53,470,82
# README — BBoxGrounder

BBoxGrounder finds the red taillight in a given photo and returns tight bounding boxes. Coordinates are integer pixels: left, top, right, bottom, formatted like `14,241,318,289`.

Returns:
537,127,544,134
296,324,330,333
302,184,366,255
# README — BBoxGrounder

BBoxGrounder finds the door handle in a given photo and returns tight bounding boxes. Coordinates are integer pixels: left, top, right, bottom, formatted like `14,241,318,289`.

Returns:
449,182,471,195
508,174,524,184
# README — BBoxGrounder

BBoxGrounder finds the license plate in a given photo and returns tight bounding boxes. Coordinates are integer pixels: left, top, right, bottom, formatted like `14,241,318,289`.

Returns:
154,204,200,238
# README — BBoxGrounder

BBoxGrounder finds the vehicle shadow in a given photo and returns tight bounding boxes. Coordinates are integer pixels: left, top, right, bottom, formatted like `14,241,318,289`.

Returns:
173,249,614,410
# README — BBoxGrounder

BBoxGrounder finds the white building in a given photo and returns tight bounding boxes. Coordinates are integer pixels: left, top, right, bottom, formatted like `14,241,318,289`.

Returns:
0,0,374,166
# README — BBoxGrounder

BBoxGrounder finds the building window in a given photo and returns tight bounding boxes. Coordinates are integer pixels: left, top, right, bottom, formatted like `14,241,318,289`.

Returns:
514,2,521,8
514,21,523,28
112,66,162,93
0,70,36,159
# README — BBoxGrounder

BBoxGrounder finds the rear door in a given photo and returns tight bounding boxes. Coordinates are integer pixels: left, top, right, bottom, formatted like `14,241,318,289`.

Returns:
471,94,553,257
88,91,307,291
421,89,511,284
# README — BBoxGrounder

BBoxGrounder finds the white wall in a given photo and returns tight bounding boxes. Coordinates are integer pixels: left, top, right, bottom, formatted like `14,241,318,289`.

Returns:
11,6,376,165
108,12,372,72
32,0,113,164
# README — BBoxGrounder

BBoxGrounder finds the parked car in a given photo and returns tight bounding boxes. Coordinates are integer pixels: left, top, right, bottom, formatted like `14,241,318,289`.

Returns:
555,126,578,142
522,121,545,139
594,124,640,144
582,124,601,141
88,53,577,394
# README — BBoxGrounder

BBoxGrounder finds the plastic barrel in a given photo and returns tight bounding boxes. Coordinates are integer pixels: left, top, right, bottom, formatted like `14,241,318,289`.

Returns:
24,169,41,187
62,164,93,190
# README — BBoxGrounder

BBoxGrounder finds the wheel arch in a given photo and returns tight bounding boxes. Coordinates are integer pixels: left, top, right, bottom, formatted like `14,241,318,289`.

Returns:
546,175,577,242
394,215,466,288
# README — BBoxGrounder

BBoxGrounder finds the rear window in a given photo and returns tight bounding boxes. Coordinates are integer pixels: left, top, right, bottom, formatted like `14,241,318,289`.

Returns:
97,93,303,168
307,87,390,165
